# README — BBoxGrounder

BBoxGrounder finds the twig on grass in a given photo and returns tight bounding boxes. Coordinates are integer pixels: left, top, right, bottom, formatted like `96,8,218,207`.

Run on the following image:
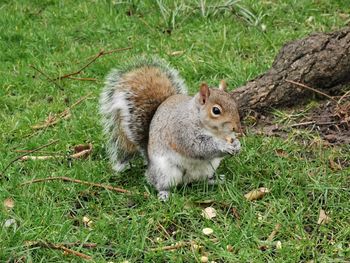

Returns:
54,46,132,81
286,79,337,103
19,143,92,161
21,176,149,198
66,76,98,82
0,140,59,178
26,240,97,249
27,241,92,260
30,65,64,90
31,92,92,130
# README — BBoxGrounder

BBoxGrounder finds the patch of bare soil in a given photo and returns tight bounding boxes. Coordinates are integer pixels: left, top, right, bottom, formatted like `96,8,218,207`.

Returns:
245,98,350,145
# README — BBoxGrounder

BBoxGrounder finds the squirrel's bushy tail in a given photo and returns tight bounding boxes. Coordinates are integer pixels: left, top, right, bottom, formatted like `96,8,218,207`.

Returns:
100,56,187,171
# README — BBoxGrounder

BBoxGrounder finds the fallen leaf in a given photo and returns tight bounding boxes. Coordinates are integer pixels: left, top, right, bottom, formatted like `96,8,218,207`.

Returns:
317,209,331,225
202,228,214,235
201,207,217,219
4,198,15,209
244,187,270,201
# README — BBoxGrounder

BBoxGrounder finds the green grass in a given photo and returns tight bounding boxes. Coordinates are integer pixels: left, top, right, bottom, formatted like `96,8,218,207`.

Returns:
1,0,349,262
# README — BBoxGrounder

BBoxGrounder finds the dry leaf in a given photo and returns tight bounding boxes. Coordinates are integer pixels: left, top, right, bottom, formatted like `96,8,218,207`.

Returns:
317,209,331,225
202,228,214,235
244,187,270,201
201,207,217,219
4,198,15,209
71,143,93,159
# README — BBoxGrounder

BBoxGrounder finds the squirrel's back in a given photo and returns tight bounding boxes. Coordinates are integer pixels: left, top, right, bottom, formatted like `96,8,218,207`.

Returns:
100,57,187,170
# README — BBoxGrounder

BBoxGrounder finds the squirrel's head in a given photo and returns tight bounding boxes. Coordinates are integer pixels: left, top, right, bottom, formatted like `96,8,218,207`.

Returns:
196,80,241,139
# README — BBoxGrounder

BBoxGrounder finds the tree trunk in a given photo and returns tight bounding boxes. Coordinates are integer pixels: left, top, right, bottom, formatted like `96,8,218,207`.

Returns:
231,27,350,116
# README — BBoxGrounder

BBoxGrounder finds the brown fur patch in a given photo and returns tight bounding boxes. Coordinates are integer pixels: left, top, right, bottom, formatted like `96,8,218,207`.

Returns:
121,67,179,146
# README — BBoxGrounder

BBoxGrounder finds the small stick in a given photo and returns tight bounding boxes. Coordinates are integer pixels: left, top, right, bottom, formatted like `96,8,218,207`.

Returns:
31,241,92,260
32,92,92,130
67,92,93,110
66,76,98,82
20,155,62,161
286,79,337,103
288,121,337,128
62,242,97,249
30,65,64,90
13,149,56,154
267,223,281,242
20,143,92,161
21,176,149,198
27,240,97,249
55,47,132,80
1,140,59,177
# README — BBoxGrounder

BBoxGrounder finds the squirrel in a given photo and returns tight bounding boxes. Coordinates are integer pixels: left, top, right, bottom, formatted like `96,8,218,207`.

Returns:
100,57,241,200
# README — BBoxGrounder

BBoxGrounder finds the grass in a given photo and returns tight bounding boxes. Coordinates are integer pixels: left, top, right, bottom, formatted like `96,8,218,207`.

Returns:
1,0,349,262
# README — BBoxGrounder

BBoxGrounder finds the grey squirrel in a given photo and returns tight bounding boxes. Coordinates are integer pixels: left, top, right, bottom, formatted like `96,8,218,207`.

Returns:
100,57,241,200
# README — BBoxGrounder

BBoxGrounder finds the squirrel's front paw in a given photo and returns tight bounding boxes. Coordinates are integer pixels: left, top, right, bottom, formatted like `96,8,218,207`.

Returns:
225,139,241,155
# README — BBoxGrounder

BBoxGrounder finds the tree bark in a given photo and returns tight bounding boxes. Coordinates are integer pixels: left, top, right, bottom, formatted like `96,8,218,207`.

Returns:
231,27,350,116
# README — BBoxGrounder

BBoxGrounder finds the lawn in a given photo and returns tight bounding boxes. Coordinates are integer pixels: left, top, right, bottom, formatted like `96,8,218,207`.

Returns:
1,0,349,262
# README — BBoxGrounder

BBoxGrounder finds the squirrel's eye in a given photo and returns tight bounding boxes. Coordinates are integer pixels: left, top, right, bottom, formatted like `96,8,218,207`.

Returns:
212,106,221,115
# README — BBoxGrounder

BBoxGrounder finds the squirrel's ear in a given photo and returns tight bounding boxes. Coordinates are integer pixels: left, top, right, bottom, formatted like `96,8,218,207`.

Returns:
219,80,227,91
199,83,210,105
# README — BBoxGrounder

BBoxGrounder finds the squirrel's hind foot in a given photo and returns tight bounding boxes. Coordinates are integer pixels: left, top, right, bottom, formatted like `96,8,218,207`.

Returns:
158,191,170,201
